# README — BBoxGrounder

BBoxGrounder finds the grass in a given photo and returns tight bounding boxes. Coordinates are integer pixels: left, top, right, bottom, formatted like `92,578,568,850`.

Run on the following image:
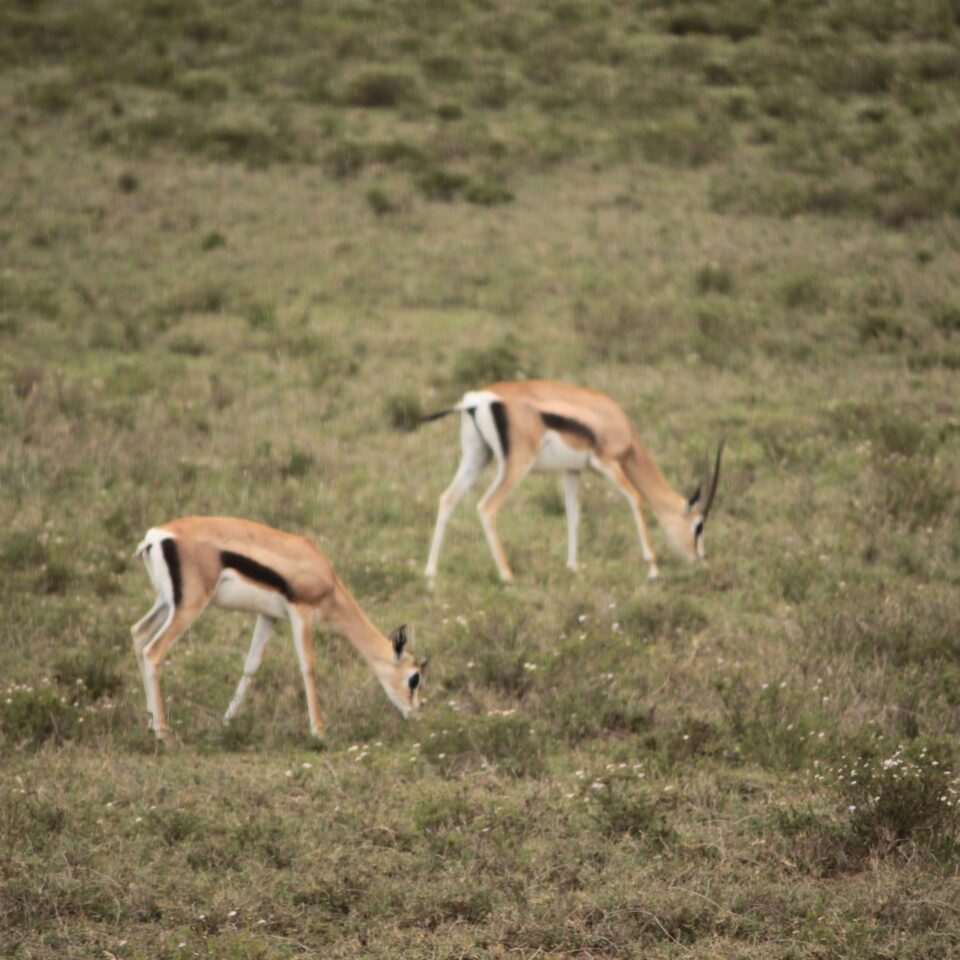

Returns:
1,0,959,957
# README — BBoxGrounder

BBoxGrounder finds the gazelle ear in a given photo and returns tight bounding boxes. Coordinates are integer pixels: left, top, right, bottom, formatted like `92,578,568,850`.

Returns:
684,484,702,515
418,654,431,672
390,625,407,661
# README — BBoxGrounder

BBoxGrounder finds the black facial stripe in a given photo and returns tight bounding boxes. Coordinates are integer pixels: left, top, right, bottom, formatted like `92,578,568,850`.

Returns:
408,672,421,691
490,400,510,458
220,550,294,601
540,411,596,446
161,538,182,607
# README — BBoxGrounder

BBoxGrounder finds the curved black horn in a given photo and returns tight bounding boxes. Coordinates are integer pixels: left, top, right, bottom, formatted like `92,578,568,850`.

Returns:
701,440,725,521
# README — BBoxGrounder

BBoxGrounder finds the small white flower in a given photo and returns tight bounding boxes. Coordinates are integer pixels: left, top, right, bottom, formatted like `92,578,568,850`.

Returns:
284,770,293,778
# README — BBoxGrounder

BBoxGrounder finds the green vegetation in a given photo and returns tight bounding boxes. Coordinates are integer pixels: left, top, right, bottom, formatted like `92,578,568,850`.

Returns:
1,0,959,957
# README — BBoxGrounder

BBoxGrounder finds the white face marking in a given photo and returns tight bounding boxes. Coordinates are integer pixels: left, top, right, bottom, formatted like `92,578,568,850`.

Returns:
213,571,289,618
532,431,592,473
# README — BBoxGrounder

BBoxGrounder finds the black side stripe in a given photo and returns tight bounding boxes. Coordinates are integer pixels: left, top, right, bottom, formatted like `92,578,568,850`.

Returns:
161,538,182,607
540,411,597,446
491,400,510,458
221,551,294,601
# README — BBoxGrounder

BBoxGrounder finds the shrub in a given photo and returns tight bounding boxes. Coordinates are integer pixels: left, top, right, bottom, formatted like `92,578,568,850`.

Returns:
464,179,514,206
115,170,138,194
201,231,226,250
246,302,277,331
196,124,292,168
424,714,546,778
637,113,731,168
474,69,512,109
280,447,314,480
416,167,469,201
436,102,464,121
384,391,423,431
617,596,707,643
366,187,397,217
772,806,861,876
344,69,418,108
828,741,960,852
0,687,80,748
779,272,826,311
694,262,734,295
932,304,960,335
53,647,123,702
175,72,229,103
27,79,73,113
808,588,960,669
168,335,209,356
324,140,366,179
855,312,905,346
451,338,528,387
584,772,677,845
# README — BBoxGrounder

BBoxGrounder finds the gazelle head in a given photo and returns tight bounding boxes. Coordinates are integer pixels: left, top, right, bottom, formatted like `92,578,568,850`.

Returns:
663,441,725,562
379,625,429,719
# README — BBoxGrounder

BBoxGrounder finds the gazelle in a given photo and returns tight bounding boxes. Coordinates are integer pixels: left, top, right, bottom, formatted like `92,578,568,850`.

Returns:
131,516,428,742
424,380,724,583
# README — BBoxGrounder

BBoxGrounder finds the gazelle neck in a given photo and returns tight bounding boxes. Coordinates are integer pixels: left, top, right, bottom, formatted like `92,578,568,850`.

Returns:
624,437,687,521
322,577,397,671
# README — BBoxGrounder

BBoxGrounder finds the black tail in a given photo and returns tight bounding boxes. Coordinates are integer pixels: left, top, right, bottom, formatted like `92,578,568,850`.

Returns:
421,408,456,424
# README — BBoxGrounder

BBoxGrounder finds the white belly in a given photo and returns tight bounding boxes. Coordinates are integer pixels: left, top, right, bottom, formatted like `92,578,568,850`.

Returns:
213,570,289,618
532,431,592,473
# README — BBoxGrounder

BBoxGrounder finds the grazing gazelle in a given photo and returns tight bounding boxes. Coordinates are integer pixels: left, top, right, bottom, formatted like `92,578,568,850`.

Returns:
131,516,428,742
424,380,724,583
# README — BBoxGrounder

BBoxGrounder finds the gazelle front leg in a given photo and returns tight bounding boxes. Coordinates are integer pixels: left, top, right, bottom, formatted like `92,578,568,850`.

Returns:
223,614,276,725
596,458,659,580
288,604,323,739
563,471,581,573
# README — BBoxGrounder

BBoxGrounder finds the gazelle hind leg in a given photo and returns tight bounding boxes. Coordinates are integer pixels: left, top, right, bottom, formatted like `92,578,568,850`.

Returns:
289,605,323,739
476,452,536,583
223,615,276,724
132,598,167,709
141,599,207,741
563,471,581,572
425,414,491,579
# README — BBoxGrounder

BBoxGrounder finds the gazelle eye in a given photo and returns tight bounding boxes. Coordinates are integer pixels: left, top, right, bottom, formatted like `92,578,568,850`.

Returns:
694,520,704,538
408,672,421,691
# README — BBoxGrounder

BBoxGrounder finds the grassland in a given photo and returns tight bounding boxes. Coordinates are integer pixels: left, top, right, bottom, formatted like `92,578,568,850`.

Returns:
2,0,960,956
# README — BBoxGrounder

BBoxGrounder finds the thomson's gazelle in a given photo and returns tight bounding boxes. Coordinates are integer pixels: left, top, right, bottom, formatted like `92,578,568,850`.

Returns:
424,380,724,583
132,516,428,741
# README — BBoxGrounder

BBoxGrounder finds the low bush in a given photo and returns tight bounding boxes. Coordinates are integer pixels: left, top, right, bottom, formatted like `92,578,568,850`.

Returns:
344,69,418,108
583,771,677,845
384,391,423,431
451,338,527,388
826,740,960,854
0,686,81,748
423,714,546,778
